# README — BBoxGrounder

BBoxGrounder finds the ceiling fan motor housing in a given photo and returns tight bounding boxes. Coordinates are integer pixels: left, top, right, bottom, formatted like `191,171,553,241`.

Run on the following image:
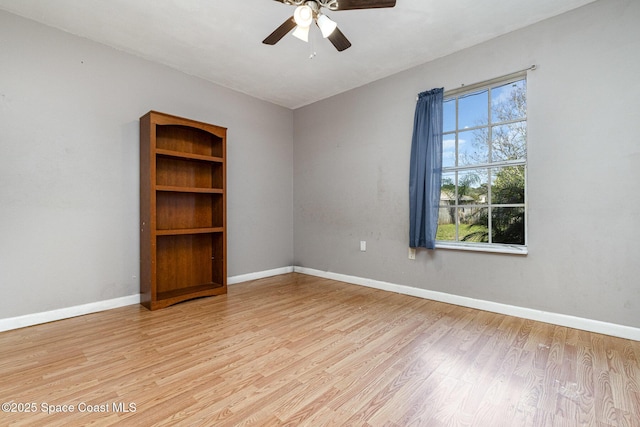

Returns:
282,0,339,11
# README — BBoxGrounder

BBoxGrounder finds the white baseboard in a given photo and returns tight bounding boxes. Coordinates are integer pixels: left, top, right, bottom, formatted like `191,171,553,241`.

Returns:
294,266,640,342
0,294,141,333
0,266,295,332
227,266,294,285
4,266,638,342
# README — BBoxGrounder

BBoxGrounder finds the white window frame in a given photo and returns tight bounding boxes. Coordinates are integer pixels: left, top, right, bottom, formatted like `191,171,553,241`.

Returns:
437,71,528,255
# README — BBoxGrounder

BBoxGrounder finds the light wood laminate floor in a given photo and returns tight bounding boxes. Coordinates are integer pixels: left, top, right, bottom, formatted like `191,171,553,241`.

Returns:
1,273,639,426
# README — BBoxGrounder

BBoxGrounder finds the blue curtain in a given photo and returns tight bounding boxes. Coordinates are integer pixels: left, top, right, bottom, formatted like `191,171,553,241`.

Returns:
409,88,444,249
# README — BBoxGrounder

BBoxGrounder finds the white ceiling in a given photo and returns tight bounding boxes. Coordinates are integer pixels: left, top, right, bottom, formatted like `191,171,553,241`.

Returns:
0,0,596,109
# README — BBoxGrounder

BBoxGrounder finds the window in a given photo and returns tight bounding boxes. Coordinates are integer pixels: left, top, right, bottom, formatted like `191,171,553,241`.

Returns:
437,73,527,253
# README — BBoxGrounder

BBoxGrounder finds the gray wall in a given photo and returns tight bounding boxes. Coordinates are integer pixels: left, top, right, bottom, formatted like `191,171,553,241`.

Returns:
0,11,294,318
293,0,640,328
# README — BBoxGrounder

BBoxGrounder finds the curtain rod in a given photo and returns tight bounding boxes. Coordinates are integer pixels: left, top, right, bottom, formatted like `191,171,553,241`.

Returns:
416,65,537,101
444,65,537,98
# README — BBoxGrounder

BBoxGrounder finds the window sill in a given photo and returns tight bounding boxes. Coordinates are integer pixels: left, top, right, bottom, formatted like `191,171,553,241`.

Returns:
435,241,528,255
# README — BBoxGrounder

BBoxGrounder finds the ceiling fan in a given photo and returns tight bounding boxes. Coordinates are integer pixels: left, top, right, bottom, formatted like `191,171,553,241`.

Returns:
262,0,397,52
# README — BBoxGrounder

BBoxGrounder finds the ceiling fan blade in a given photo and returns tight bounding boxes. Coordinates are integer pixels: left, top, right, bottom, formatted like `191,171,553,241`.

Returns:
327,27,352,52
334,0,396,10
262,17,297,45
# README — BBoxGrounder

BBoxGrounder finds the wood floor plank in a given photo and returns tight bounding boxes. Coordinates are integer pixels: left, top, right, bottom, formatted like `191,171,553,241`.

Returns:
1,272,639,426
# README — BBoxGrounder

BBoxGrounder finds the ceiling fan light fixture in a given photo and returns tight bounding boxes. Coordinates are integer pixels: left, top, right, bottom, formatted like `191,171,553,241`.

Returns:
293,5,313,27
292,25,310,42
316,14,337,38
264,0,396,51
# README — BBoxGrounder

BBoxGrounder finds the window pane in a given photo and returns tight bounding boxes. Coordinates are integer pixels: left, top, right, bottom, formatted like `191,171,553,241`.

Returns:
458,90,488,129
437,208,456,241
491,122,526,162
458,169,488,205
492,79,526,122
436,76,527,250
458,129,488,166
459,207,488,242
491,166,525,204
440,172,456,205
491,207,525,244
442,134,456,168
443,99,456,133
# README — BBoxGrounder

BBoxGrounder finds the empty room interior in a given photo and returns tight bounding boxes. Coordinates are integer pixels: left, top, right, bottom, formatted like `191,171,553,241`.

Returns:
1,0,639,425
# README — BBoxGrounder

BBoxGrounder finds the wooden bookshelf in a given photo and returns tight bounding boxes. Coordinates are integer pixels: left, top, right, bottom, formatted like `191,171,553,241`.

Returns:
140,111,227,310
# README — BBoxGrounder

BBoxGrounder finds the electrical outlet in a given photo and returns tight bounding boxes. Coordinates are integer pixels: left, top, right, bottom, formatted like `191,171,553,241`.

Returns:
360,241,366,252
408,247,416,260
